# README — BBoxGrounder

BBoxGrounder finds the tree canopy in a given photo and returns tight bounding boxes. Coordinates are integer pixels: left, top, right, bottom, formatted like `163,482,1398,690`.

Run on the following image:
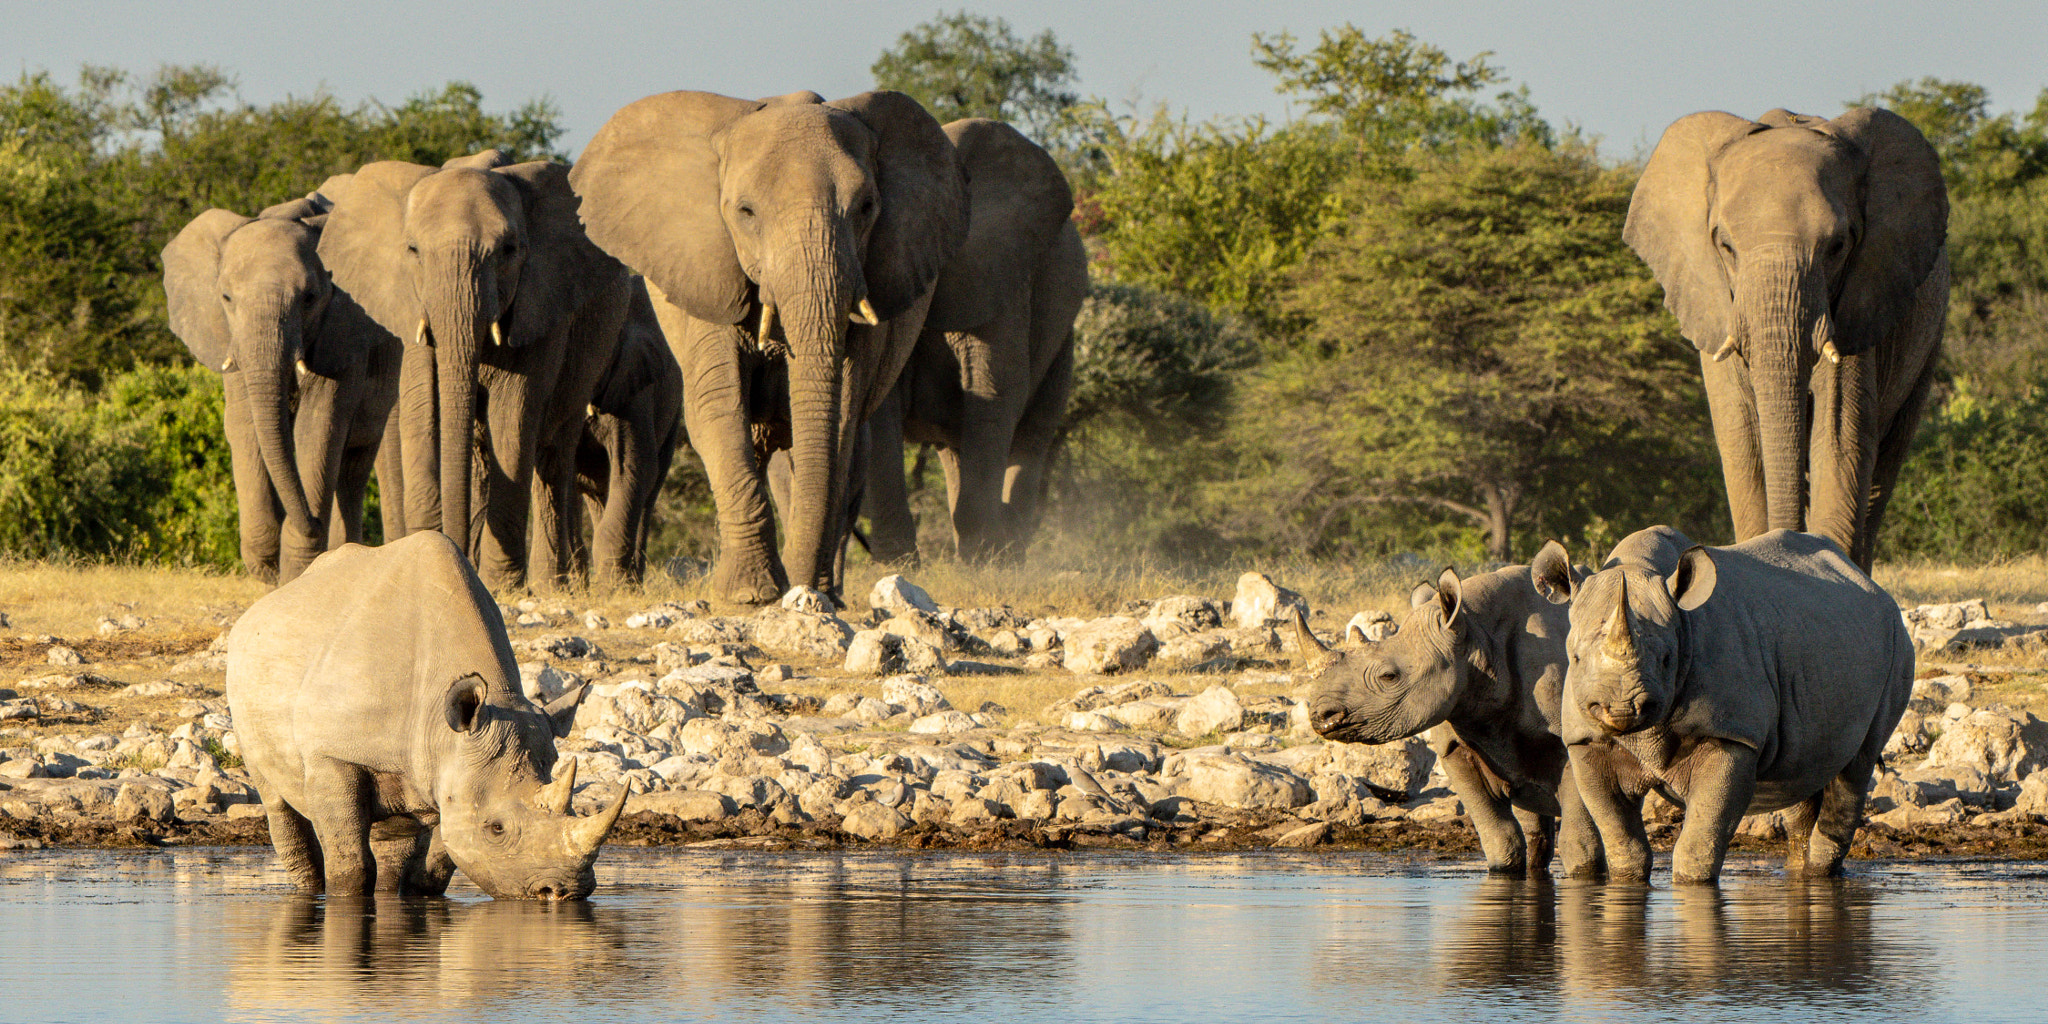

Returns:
871,10,1079,147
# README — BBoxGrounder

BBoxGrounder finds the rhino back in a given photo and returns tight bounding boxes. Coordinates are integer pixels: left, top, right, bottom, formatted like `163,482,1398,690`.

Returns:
228,533,519,784
1672,531,1911,798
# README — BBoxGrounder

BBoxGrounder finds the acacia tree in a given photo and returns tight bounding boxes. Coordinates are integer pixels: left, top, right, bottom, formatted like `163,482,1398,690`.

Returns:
1234,142,1720,561
871,10,1079,146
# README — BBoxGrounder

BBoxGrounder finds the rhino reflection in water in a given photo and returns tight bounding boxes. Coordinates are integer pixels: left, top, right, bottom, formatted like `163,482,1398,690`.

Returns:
225,532,627,899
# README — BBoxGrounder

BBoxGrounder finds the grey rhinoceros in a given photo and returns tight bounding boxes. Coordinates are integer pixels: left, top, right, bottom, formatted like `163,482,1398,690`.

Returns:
1530,527,1913,884
226,531,627,899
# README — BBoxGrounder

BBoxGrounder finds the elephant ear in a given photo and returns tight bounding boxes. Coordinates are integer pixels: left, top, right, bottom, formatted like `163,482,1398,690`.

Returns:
497,160,624,349
570,91,763,325
1820,107,1948,358
317,160,437,342
1623,111,1765,352
827,91,970,321
161,208,253,371
923,119,1075,333
257,195,324,221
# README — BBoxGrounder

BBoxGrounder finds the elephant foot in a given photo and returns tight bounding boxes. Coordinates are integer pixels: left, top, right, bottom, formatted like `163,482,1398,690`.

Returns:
712,555,785,606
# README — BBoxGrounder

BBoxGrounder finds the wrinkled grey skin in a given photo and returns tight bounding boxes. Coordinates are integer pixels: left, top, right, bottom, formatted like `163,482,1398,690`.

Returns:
569,90,968,604
1532,527,1913,884
863,118,1088,564
1626,108,1947,569
1301,562,1620,877
161,196,398,585
574,278,683,585
226,532,627,899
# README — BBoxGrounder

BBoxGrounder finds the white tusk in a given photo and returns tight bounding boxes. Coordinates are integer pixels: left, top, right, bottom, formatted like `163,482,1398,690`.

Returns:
220,356,237,372
586,403,597,419
1712,335,1737,362
1822,340,1841,364
295,359,309,378
491,320,504,347
852,298,880,326
415,319,431,347
759,301,777,343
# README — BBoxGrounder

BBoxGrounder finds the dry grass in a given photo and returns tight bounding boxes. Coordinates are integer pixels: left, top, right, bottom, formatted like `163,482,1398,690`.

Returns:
1874,555,2048,617
0,560,266,639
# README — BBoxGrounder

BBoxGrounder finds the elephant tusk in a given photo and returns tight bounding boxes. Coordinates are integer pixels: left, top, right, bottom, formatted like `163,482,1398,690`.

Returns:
586,403,597,419
295,358,309,378
1712,335,1737,362
1822,340,1841,364
220,355,237,372
852,298,880,326
758,301,777,343
491,320,504,347
415,319,432,347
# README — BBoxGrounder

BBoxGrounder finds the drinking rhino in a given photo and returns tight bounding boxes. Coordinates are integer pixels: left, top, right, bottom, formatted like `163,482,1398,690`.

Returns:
1530,528,1912,884
226,531,627,899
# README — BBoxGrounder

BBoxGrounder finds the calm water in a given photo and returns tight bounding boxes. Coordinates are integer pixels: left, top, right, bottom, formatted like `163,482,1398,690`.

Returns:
0,847,2042,1023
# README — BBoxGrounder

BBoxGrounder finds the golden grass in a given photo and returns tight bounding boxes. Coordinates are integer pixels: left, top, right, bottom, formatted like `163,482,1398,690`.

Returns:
1873,555,2048,613
0,560,267,639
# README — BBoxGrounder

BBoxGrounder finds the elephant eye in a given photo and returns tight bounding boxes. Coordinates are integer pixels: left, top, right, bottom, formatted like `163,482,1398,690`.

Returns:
221,292,233,304
737,203,755,219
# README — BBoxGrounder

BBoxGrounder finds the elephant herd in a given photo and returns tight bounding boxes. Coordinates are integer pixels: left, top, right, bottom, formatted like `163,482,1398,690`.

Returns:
163,89,1090,600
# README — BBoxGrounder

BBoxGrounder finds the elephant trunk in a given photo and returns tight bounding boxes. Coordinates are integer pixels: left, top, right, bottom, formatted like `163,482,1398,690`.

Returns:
422,251,494,556
1736,247,1822,535
238,304,319,562
774,219,864,595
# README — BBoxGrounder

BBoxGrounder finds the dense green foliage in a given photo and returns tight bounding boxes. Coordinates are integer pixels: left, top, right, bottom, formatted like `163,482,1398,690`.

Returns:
7,31,2048,573
871,10,1080,149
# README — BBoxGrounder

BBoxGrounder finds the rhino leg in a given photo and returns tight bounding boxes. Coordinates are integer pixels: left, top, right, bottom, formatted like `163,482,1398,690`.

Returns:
1554,768,1605,879
1670,739,1759,885
1439,745,1527,874
1569,742,1653,881
263,797,325,895
402,827,458,897
1780,794,1822,876
1515,807,1557,874
1806,764,1872,877
298,758,377,895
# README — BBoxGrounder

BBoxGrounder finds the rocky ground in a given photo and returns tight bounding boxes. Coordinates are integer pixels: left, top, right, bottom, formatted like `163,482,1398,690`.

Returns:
6,571,2048,864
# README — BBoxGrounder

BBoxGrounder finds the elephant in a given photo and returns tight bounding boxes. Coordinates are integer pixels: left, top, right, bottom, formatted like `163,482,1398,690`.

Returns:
569,90,969,604
862,118,1089,564
1530,527,1913,884
317,149,633,589
572,278,683,585
226,531,627,898
162,194,399,585
1625,107,1948,569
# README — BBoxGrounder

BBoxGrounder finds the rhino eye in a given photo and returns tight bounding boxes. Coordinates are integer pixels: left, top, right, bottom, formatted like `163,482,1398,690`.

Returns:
488,820,505,836
1376,669,1399,685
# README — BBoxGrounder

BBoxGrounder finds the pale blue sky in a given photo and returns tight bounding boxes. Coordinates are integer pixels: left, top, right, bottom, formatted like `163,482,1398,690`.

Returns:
7,1,2046,158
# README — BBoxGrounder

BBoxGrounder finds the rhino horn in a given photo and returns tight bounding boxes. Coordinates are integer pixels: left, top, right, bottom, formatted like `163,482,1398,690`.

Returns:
1602,576,1636,660
569,782,629,855
538,757,577,815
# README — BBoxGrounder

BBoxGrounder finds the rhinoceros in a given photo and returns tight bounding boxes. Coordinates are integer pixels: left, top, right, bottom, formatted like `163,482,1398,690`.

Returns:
226,531,626,899
1530,528,1913,884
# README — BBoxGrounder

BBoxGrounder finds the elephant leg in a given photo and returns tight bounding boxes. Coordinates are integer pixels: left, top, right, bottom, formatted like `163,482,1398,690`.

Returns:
862,383,920,564
1700,350,1768,541
527,427,582,592
674,316,784,604
374,404,408,541
1863,348,1940,567
476,382,535,589
1806,348,1875,564
602,412,647,585
224,380,283,584
1669,739,1759,885
1000,341,1073,560
1439,745,1527,874
948,413,1018,564
333,442,377,547
766,448,794,530
397,343,441,535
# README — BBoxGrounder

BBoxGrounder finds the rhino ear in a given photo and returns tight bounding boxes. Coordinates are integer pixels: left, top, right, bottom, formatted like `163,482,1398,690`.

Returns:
443,674,489,733
1669,546,1718,611
1435,568,1463,628
1409,582,1438,608
543,683,588,738
1530,540,1575,605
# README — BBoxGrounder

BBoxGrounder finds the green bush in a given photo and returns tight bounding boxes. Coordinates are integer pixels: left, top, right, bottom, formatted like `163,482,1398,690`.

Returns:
0,365,235,565
1885,381,2048,561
